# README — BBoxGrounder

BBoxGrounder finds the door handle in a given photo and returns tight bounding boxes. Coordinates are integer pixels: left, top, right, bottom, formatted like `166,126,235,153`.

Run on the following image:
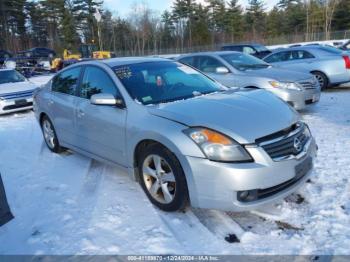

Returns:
48,100,54,106
77,109,85,118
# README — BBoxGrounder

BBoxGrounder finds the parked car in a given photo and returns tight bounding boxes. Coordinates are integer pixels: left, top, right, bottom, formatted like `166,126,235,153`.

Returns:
0,50,12,60
221,43,272,59
263,46,350,89
0,69,37,115
177,51,321,110
34,58,317,212
339,40,350,51
17,47,56,59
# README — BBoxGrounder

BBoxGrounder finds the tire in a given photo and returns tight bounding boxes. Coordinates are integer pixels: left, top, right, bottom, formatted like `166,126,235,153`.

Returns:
41,115,64,153
137,143,189,212
312,71,329,90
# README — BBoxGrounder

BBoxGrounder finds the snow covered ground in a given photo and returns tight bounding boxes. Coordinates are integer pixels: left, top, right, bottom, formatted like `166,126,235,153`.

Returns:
0,80,349,255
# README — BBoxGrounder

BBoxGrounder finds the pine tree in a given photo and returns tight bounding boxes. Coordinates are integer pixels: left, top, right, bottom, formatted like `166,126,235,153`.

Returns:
245,0,266,40
225,0,244,43
72,0,102,44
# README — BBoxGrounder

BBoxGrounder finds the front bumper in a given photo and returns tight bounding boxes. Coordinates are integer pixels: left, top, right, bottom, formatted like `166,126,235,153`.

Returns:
269,88,321,110
0,97,33,115
182,137,317,212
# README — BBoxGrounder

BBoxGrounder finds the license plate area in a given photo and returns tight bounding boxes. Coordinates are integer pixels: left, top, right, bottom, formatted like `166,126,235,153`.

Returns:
15,99,28,106
295,157,313,180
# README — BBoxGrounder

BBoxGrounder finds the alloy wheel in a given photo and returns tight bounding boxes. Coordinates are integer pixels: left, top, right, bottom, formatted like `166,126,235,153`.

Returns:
42,119,56,149
142,154,176,204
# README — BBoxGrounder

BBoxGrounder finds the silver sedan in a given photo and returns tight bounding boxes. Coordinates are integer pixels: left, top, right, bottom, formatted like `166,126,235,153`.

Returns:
263,46,350,90
34,58,317,212
177,51,321,111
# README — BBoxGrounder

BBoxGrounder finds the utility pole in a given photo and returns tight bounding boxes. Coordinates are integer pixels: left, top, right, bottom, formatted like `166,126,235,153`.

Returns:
94,8,103,51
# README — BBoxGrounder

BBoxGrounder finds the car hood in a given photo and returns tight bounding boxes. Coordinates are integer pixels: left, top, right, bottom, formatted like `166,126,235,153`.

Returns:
243,66,312,82
0,81,37,95
148,89,299,144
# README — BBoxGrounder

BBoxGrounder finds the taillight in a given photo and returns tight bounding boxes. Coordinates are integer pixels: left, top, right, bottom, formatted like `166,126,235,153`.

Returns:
343,56,350,69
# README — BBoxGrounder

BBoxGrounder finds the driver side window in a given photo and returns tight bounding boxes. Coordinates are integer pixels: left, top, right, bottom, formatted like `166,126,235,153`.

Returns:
79,66,119,99
197,56,226,73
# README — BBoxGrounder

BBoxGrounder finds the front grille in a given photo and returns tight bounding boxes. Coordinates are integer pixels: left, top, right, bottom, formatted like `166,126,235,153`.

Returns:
0,90,35,100
258,124,309,161
298,79,318,89
3,102,33,111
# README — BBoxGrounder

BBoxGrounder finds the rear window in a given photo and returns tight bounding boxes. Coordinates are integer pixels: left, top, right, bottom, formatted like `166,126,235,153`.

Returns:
318,46,343,54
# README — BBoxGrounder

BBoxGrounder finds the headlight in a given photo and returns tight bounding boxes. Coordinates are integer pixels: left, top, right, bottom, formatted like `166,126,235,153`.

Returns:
184,128,253,163
269,81,302,91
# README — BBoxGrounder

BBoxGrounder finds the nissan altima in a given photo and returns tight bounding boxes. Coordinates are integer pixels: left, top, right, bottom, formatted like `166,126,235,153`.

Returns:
33,58,317,212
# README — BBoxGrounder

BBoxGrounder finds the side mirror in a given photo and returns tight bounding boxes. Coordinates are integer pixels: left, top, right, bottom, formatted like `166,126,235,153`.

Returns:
215,67,229,74
90,93,125,108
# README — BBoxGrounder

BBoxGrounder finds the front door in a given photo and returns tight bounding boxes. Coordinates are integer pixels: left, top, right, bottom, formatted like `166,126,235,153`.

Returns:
75,65,127,166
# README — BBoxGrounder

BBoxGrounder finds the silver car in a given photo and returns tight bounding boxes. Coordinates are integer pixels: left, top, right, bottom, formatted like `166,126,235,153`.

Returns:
177,51,321,111
0,69,37,115
34,58,317,212
263,46,350,90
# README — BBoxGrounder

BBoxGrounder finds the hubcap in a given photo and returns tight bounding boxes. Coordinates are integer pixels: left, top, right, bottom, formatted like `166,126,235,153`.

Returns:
315,74,324,88
142,155,176,204
42,120,55,149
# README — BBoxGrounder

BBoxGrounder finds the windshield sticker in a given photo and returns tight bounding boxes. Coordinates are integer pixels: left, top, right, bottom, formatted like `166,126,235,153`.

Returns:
178,66,200,75
115,67,133,79
142,96,153,103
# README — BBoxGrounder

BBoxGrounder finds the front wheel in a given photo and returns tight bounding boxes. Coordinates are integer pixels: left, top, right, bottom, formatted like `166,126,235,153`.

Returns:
138,144,189,212
41,116,64,153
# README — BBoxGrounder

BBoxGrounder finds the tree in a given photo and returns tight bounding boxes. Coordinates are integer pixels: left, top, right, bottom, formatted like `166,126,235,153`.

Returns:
245,0,266,40
332,0,350,31
72,0,102,44
225,0,244,43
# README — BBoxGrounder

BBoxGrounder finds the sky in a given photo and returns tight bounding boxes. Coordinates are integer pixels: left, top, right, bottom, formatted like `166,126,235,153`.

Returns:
103,0,279,18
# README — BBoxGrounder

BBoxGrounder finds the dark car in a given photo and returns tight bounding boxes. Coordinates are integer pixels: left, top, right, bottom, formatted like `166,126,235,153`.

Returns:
339,40,350,51
0,50,12,64
17,47,56,59
221,43,272,59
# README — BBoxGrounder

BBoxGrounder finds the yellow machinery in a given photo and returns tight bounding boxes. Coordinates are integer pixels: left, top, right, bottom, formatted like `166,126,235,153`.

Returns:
63,49,81,60
51,44,116,71
92,51,116,59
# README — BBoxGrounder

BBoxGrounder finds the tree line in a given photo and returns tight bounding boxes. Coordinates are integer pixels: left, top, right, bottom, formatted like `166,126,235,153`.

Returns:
1,0,350,56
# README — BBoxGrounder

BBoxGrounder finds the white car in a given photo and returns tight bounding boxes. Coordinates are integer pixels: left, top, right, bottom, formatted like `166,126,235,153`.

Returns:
0,69,37,115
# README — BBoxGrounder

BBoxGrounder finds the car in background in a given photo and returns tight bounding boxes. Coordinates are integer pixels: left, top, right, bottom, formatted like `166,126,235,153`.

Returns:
0,69,37,115
263,46,350,90
0,50,12,66
34,58,317,212
17,47,56,59
177,51,321,110
339,40,350,51
221,43,272,59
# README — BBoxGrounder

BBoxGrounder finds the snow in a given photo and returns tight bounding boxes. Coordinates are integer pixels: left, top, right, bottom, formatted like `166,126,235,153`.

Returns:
0,84,350,255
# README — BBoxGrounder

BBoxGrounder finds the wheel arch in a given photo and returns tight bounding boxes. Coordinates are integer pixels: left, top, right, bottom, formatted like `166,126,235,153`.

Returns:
129,135,200,207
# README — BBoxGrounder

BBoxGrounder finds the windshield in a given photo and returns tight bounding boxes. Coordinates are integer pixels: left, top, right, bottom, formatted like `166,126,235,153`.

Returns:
114,61,225,105
220,53,270,71
0,70,26,85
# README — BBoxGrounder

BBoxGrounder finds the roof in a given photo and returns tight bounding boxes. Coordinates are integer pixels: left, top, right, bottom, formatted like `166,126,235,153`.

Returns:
102,57,171,67
178,51,241,57
222,43,264,47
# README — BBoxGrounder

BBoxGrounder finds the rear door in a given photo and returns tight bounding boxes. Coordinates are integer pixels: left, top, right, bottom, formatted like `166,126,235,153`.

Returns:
75,65,127,166
50,66,82,145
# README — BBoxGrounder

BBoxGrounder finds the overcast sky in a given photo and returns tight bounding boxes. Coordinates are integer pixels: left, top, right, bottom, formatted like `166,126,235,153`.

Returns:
103,0,279,18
